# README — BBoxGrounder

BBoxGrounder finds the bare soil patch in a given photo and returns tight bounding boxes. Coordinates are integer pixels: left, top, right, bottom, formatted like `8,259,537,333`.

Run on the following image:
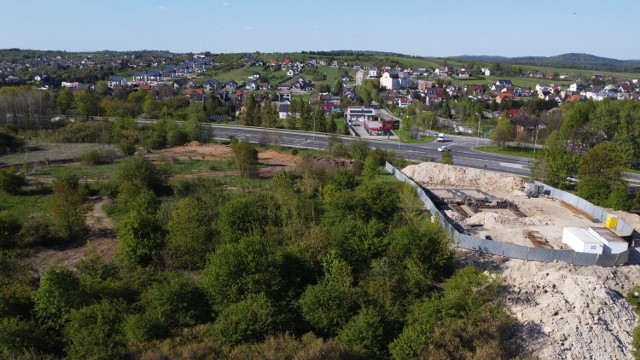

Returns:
29,197,117,275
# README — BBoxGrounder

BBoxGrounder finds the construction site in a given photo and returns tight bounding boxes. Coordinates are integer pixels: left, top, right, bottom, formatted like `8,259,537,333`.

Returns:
401,162,631,252
399,161,640,360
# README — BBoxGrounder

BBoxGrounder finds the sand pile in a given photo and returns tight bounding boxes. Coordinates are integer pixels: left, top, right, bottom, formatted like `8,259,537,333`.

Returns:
402,162,527,195
502,259,640,360
463,211,551,228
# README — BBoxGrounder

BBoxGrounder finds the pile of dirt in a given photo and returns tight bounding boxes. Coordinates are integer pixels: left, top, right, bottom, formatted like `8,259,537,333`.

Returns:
146,141,233,161
463,211,551,228
402,162,527,195
502,259,640,360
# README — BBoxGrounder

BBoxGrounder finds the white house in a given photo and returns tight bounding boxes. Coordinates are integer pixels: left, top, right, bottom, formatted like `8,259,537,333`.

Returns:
379,71,408,90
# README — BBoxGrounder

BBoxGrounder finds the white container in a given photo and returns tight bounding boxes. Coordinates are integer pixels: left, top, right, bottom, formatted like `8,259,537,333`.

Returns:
588,227,628,254
562,227,604,254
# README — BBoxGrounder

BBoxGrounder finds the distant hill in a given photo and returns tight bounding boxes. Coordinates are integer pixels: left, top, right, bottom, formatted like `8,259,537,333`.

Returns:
452,53,640,72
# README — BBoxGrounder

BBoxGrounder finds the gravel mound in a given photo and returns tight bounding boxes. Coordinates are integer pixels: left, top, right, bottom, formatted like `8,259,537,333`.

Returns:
503,259,640,360
402,162,527,195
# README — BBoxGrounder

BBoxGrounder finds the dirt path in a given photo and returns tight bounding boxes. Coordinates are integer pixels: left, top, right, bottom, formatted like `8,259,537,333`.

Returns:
29,197,117,275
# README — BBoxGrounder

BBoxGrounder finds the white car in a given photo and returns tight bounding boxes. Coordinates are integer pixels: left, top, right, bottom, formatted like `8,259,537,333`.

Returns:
437,145,451,152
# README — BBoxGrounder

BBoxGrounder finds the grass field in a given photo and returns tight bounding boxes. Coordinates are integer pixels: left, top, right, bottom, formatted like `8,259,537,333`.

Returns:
475,145,539,159
0,189,51,220
32,163,118,180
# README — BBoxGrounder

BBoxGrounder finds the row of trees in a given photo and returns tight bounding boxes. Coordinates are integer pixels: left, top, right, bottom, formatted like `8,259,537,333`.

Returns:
240,94,347,134
531,100,640,211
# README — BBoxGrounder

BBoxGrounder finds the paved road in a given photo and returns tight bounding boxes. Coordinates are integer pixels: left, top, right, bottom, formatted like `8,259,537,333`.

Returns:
204,124,532,177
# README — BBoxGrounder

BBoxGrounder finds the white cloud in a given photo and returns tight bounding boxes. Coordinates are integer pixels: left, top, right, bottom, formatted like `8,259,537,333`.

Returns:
223,2,229,6
245,26,253,31
156,5,168,11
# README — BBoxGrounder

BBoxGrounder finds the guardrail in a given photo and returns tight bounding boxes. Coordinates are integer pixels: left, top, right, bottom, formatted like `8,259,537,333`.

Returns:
385,162,630,266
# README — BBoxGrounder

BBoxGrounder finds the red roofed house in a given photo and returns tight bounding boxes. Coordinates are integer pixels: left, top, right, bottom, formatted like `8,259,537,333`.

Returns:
566,94,582,103
506,109,525,118
496,92,516,104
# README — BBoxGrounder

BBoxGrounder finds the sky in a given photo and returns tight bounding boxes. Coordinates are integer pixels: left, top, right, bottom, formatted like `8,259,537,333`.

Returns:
1,0,638,60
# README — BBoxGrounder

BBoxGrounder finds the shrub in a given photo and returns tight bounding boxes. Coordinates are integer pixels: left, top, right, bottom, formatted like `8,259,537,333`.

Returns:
291,148,299,156
17,213,50,247
0,168,26,194
0,211,21,249
76,149,101,166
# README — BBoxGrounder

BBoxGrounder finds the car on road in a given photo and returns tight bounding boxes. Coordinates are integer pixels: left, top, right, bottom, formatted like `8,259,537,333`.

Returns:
437,145,451,152
437,133,446,142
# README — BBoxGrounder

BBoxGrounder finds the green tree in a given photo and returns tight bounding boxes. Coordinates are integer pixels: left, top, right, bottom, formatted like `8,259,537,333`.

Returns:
440,150,453,165
64,299,128,360
327,117,338,133
209,293,279,346
32,267,85,332
231,140,258,177
73,89,103,119
241,94,259,126
0,211,21,249
56,87,74,115
490,115,515,147
116,189,165,267
112,155,165,193
0,317,52,357
0,167,26,194
202,236,281,313
577,143,627,206
389,266,507,360
531,130,579,188
298,254,358,336
336,307,385,359
440,101,451,119
125,274,209,342
164,197,216,269
261,99,280,128
47,172,88,241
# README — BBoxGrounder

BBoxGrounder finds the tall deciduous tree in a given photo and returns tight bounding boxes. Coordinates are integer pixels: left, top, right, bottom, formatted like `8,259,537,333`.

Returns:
231,140,258,177
32,267,85,332
241,94,259,126
164,197,216,269
490,115,514,147
47,172,88,241
116,189,165,267
531,130,579,188
577,142,627,206
261,99,279,128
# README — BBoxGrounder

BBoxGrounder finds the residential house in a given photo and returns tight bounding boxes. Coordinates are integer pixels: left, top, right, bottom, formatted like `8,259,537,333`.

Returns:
458,69,471,78
225,80,237,91
495,92,516,103
278,101,291,119
259,83,271,90
246,80,258,91
496,79,512,87
203,79,221,91
511,114,542,138
380,71,409,90
186,88,205,101
108,76,128,88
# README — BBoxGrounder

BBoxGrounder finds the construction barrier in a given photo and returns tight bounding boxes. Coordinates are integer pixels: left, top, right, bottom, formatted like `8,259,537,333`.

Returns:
385,163,630,267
